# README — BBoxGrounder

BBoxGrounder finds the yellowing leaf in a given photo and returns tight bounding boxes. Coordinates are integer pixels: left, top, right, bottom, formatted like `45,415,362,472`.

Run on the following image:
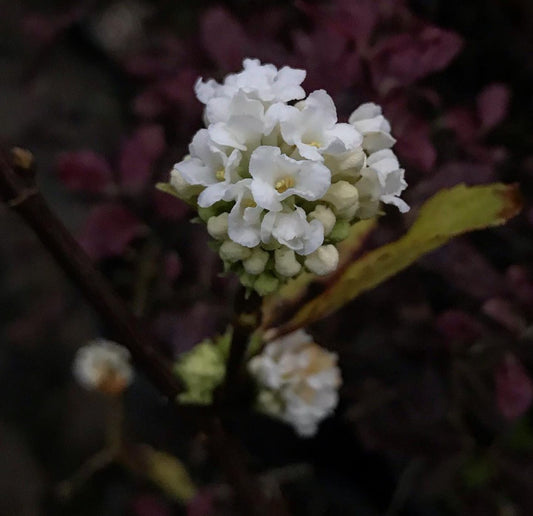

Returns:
139,445,197,502
268,183,521,337
261,218,377,329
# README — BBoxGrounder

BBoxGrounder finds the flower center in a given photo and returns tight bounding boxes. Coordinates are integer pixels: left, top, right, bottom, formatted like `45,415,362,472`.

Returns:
215,169,225,181
275,176,295,193
309,141,322,148
243,199,257,208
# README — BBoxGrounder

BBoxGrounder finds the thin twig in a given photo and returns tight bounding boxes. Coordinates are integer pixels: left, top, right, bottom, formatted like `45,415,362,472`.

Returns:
0,146,292,516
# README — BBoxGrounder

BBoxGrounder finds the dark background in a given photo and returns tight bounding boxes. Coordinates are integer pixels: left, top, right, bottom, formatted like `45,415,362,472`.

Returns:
1,0,533,515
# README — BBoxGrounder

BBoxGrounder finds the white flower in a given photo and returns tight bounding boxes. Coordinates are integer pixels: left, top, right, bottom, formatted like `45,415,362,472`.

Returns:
174,129,242,207
349,103,396,154
165,59,410,293
261,207,324,256
227,179,264,248
356,149,409,216
195,58,306,105
248,329,341,437
280,90,362,161
249,146,331,211
73,339,133,395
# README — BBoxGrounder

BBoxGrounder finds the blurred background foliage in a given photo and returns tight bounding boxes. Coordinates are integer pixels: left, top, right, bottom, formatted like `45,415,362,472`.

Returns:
1,0,533,515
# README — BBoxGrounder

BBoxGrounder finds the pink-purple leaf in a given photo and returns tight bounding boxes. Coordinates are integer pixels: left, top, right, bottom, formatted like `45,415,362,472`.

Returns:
371,26,463,93
78,204,146,260
119,125,166,194
57,151,113,194
200,7,249,70
477,83,511,132
496,354,533,420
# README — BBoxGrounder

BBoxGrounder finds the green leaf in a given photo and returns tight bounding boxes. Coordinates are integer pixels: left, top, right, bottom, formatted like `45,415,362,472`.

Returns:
268,183,522,337
139,445,197,502
155,182,180,197
261,218,377,329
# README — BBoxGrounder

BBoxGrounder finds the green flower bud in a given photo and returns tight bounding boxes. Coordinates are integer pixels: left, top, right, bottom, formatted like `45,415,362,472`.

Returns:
243,247,270,275
254,273,280,296
274,247,302,277
328,220,351,243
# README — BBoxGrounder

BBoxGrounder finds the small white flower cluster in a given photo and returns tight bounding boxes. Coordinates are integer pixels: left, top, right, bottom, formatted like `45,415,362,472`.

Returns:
170,59,408,294
73,339,134,395
248,329,341,437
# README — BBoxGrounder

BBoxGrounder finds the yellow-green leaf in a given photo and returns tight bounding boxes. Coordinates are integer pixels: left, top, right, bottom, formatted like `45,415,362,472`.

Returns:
139,445,197,502
156,182,180,197
261,218,377,329
268,183,522,337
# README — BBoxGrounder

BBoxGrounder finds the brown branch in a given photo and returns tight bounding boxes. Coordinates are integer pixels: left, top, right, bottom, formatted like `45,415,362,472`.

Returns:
222,287,262,403
0,147,292,516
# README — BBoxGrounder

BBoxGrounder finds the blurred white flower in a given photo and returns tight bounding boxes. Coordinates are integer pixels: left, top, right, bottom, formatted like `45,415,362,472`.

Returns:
164,58,409,294
73,339,133,395
248,329,341,437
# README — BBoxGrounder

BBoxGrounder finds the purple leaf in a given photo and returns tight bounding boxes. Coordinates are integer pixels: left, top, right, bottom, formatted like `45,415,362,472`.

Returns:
421,240,507,301
132,494,171,516
200,7,250,70
371,26,463,93
293,26,362,96
78,204,146,260
163,252,182,282
186,489,214,516
411,161,495,201
435,310,484,345
477,83,511,132
482,298,526,335
496,353,533,420
384,97,436,172
152,189,189,221
118,125,166,194
57,151,113,194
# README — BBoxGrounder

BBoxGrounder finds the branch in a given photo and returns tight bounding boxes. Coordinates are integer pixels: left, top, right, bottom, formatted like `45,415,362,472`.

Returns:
0,147,291,516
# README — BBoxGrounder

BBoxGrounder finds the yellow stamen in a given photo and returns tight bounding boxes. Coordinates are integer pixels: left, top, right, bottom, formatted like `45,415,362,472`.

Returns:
243,199,257,208
309,141,321,148
274,176,295,193
215,169,225,181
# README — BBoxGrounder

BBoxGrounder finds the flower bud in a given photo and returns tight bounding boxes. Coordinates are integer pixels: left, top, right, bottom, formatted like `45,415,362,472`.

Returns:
207,213,229,240
243,247,270,275
328,220,350,243
170,165,203,199
304,245,339,276
323,181,359,214
254,273,280,296
309,205,336,236
274,247,302,277
219,240,252,262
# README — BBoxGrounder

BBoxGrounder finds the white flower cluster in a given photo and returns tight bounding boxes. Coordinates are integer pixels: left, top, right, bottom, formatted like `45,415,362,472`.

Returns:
73,339,134,395
248,329,341,437
170,59,408,294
